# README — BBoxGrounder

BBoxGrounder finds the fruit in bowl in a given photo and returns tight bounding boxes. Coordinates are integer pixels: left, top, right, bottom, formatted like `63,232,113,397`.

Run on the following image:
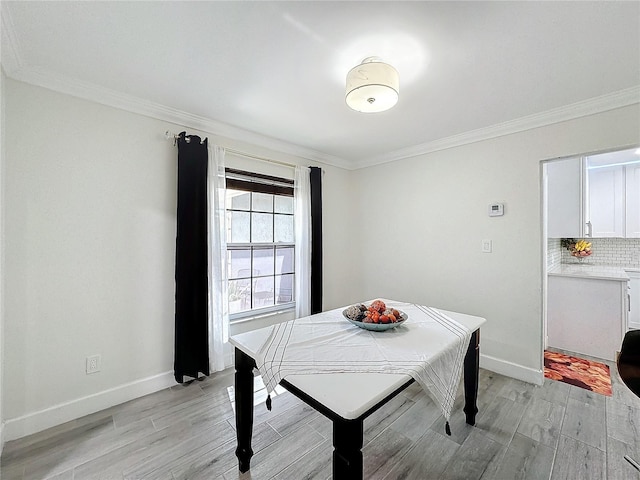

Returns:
569,239,592,257
344,300,404,324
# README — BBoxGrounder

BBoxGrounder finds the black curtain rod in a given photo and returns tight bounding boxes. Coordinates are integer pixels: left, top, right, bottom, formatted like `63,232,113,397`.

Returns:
164,130,298,169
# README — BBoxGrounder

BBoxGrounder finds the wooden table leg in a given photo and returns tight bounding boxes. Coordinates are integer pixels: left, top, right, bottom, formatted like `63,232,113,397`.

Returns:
333,417,364,480
463,329,480,425
234,348,256,473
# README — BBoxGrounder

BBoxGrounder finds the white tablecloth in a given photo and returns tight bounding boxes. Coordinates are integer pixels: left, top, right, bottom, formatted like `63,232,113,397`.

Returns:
254,301,472,421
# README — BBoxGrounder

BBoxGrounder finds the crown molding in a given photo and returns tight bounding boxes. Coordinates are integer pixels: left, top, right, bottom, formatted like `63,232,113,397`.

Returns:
352,85,640,169
3,3,638,172
5,57,639,173
7,58,637,172
1,4,23,74
0,2,348,170
6,65,349,169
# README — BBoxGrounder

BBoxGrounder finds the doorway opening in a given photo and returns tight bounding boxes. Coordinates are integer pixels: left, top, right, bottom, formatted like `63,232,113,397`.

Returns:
541,146,640,365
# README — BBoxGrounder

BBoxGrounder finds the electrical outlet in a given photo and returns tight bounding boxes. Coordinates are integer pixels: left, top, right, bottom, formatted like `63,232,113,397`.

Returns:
86,354,101,374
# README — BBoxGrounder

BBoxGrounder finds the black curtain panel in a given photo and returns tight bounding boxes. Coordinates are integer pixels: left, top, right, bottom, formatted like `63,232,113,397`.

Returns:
174,132,210,383
310,167,323,314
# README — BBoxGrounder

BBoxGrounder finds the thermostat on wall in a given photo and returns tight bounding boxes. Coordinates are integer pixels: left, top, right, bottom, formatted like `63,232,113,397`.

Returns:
489,203,504,217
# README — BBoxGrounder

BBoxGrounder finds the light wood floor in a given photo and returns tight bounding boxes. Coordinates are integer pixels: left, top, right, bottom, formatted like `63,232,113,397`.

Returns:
2,350,639,480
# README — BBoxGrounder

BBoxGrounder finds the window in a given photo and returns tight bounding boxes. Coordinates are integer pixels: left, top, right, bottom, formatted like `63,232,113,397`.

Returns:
225,168,295,320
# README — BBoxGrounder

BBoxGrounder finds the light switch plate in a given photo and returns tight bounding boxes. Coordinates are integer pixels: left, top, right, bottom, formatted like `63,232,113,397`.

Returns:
482,239,492,253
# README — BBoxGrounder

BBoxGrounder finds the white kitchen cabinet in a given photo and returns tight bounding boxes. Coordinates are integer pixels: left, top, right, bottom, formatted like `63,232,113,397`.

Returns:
587,165,625,237
547,271,628,361
629,271,640,330
626,163,640,238
547,157,586,238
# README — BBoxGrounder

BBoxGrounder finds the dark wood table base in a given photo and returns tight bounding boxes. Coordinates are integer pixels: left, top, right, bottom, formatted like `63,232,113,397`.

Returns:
234,347,255,472
464,329,480,425
234,330,480,479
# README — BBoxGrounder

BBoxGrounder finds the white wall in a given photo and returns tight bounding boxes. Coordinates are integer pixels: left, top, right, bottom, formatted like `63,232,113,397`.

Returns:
351,105,640,383
5,74,638,442
4,79,178,439
1,68,6,451
2,79,354,440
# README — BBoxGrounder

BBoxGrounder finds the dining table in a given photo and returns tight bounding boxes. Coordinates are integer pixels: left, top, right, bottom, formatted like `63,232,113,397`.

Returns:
228,300,486,480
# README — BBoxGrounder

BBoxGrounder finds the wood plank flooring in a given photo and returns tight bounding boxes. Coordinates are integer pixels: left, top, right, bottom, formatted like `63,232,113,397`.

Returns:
2,349,639,480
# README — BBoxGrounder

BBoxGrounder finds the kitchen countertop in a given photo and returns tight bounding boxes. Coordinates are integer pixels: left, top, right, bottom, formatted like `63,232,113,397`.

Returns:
548,264,631,282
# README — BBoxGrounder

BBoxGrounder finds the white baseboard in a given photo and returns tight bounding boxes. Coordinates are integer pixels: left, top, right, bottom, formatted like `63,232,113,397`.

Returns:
4,371,175,442
480,353,544,386
4,354,542,442
0,422,5,454
629,322,640,330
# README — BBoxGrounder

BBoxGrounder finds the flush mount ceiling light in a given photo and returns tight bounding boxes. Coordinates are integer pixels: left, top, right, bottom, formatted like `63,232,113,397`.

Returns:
345,56,399,113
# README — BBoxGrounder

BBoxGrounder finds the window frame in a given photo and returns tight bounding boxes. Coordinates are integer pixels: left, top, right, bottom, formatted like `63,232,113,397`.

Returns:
225,168,296,322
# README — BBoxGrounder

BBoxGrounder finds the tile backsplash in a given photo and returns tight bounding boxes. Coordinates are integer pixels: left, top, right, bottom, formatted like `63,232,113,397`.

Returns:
550,237,640,268
547,238,563,268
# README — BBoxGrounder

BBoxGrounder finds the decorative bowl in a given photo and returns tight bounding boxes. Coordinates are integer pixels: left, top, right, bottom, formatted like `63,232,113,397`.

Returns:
342,309,408,331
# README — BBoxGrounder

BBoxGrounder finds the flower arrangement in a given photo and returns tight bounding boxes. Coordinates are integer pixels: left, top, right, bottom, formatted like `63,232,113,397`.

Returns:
562,238,592,258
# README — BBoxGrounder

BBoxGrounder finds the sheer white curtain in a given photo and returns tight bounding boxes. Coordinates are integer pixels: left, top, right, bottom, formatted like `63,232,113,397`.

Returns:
294,166,311,318
208,145,231,372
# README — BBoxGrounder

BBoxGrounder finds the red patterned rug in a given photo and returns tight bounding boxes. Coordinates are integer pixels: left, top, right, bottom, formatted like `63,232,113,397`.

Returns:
544,350,612,396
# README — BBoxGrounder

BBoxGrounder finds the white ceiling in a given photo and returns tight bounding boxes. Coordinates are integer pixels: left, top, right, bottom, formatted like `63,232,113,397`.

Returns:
2,1,639,169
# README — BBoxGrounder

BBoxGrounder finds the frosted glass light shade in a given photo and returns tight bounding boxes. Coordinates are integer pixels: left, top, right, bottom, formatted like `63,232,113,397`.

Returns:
345,58,399,113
